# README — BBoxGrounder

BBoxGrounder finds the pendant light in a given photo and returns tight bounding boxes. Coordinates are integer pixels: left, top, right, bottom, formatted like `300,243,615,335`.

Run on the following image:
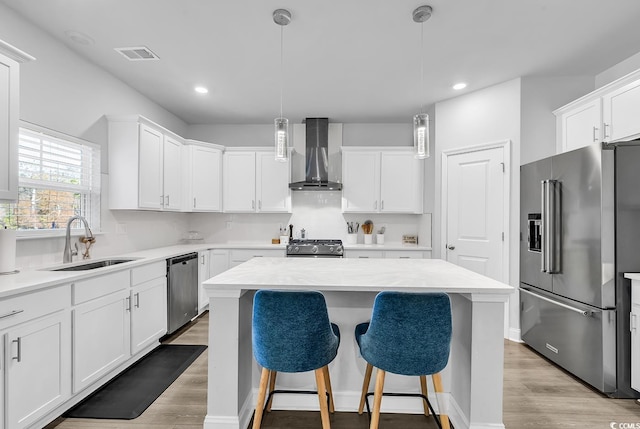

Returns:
412,5,432,159
273,9,291,162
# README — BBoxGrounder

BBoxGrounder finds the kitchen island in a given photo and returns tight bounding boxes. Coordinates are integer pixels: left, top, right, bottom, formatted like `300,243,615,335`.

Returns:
203,257,513,429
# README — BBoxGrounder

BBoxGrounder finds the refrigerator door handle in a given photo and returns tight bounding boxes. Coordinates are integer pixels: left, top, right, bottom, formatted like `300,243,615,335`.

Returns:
541,179,561,274
521,288,596,317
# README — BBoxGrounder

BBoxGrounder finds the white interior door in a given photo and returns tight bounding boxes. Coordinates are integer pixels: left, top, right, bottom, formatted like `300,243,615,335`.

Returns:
444,146,505,281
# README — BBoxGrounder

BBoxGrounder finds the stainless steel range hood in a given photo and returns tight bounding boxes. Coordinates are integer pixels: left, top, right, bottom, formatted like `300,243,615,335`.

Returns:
289,118,343,191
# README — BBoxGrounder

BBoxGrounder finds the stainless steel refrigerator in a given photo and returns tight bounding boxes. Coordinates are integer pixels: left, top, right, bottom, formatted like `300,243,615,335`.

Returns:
520,141,640,398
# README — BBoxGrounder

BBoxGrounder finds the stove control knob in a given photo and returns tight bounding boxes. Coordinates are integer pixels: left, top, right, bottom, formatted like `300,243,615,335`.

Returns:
335,245,343,254
311,245,319,254
293,246,300,253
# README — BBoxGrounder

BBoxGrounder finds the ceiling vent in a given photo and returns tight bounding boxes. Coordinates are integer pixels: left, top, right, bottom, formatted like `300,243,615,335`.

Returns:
114,46,160,61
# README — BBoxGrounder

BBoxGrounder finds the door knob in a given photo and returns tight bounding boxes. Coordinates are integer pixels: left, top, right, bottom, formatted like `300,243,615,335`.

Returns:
447,245,455,250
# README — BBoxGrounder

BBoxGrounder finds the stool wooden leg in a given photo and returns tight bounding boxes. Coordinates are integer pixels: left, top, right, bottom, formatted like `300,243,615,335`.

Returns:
432,372,450,429
253,367,270,429
358,362,373,414
419,375,430,416
322,365,336,413
369,368,386,429
315,368,332,429
266,370,277,412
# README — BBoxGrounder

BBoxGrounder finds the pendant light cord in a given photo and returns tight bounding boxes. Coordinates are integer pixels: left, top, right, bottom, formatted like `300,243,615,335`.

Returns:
279,24,284,120
420,22,424,114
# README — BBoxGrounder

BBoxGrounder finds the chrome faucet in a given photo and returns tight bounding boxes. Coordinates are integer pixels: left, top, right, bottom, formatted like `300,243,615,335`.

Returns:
63,215,95,263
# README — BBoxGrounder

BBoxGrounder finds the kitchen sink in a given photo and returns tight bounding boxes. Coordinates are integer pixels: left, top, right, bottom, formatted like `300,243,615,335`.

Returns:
47,258,138,271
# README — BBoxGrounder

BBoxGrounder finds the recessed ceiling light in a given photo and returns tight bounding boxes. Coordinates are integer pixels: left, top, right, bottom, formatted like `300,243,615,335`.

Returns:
453,83,467,90
194,86,209,94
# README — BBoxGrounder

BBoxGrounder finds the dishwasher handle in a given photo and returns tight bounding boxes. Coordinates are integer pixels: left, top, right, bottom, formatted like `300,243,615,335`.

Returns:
167,252,198,267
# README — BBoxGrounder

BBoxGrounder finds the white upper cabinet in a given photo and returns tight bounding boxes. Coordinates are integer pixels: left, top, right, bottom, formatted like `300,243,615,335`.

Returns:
342,147,423,214
555,69,640,152
108,115,182,211
182,142,223,212
602,79,640,143
0,41,34,202
558,99,602,152
223,148,291,213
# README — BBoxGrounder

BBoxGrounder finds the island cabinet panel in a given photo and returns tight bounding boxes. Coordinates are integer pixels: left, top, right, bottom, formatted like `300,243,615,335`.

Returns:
342,147,423,214
108,115,183,211
72,288,131,393
223,148,291,213
228,249,284,268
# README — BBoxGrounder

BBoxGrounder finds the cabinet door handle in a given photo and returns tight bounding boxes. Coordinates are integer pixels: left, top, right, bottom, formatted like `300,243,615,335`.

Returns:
166,195,170,206
632,313,637,332
0,309,24,320
593,126,599,142
126,296,131,311
201,254,206,265
135,292,140,308
381,200,384,210
447,245,455,250
604,123,610,139
160,195,164,205
259,200,262,210
193,197,197,209
12,337,21,362
252,200,255,210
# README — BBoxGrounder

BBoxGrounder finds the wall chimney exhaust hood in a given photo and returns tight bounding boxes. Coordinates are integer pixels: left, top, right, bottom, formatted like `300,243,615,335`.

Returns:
289,118,343,191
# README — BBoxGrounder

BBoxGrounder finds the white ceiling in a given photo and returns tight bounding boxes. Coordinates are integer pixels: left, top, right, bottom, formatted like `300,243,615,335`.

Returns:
3,0,640,125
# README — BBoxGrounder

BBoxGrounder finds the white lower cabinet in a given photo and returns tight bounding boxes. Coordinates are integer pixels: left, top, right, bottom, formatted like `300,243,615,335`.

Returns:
198,251,210,314
346,249,431,259
228,249,284,268
73,288,131,393
131,277,167,355
4,310,71,429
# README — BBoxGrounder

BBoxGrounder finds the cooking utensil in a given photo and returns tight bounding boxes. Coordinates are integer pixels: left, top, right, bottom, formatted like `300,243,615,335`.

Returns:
363,220,373,235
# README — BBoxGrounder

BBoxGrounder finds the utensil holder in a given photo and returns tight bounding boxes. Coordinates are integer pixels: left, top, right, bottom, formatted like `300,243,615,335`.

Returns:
346,233,357,244
364,234,373,245
280,235,289,245
376,234,385,245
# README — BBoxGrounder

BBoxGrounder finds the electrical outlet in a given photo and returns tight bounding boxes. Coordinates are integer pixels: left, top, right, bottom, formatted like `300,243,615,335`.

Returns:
115,223,127,234
226,221,232,229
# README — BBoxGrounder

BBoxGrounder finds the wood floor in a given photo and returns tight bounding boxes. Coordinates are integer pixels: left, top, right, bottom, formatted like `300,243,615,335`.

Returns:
47,311,640,429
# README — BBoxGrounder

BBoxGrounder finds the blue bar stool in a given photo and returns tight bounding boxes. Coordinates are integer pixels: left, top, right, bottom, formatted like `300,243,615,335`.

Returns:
355,291,452,429
252,290,341,429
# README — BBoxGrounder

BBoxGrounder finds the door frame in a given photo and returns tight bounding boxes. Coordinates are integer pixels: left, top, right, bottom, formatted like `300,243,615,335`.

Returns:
440,139,511,284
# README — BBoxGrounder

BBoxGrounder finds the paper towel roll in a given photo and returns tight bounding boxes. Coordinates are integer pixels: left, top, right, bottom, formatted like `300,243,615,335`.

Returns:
0,228,17,273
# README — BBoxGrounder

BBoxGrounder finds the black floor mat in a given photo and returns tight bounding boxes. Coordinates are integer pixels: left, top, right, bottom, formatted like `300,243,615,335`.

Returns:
65,344,207,420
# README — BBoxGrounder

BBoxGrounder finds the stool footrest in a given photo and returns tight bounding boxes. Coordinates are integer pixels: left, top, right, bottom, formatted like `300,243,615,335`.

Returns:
363,391,443,429
264,389,331,413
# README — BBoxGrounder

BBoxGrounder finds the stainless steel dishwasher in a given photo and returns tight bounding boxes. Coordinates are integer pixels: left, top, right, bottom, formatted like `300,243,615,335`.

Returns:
167,253,198,334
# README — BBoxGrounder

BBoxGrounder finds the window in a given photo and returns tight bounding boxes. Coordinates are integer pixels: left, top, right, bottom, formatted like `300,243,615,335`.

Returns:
0,126,101,233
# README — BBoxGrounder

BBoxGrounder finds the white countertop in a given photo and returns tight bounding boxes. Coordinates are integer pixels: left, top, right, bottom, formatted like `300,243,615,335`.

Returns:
0,241,433,299
205,257,513,295
624,273,640,280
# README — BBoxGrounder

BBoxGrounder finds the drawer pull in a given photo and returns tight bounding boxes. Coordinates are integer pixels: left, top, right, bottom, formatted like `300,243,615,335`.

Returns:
0,309,24,320
399,256,411,259
12,337,21,362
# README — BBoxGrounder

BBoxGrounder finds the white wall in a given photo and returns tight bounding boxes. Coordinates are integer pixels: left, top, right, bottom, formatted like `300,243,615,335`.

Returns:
596,50,640,88
0,3,191,268
434,78,521,339
520,76,594,164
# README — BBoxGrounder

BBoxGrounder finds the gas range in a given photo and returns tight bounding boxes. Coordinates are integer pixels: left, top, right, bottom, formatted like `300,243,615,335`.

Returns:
286,239,344,258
